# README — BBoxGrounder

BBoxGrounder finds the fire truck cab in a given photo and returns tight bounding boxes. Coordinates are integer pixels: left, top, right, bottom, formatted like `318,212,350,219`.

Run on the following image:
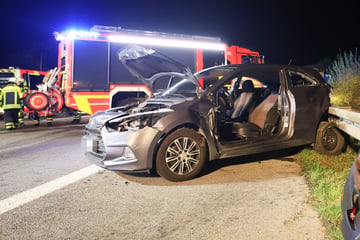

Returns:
0,67,48,116
0,67,48,91
55,25,263,115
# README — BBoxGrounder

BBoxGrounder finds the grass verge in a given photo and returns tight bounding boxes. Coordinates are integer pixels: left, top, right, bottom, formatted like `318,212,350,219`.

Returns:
327,50,360,110
295,143,359,239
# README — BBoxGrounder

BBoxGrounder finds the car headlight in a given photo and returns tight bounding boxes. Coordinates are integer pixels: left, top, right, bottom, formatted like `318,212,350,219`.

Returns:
108,114,163,132
117,115,153,131
107,108,173,132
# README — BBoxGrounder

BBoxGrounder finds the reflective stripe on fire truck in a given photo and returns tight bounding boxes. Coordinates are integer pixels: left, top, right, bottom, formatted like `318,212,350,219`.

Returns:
73,95,109,114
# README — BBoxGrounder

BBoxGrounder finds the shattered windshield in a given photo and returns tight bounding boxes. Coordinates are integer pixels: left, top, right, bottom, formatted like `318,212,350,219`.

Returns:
156,65,238,99
194,65,237,89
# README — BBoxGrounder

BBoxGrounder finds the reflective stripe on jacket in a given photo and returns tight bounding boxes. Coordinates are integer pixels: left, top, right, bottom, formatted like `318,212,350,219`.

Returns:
0,84,23,109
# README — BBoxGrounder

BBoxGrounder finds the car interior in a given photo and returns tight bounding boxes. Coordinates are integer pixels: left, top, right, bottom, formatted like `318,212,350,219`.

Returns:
216,75,281,141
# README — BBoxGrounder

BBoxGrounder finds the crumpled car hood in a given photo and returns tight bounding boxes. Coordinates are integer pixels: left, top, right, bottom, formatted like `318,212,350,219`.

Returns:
118,44,199,94
87,97,184,128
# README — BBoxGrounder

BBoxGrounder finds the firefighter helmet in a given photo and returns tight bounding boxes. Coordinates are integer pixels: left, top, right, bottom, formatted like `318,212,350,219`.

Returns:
8,77,16,83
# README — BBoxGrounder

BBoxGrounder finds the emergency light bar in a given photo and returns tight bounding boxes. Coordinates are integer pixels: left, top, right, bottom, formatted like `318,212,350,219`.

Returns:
55,29,226,51
54,30,100,41
107,35,226,51
68,30,99,39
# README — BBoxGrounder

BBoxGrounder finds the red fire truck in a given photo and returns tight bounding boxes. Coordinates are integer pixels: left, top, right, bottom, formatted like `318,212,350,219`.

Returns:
0,67,48,91
0,68,48,115
53,25,263,115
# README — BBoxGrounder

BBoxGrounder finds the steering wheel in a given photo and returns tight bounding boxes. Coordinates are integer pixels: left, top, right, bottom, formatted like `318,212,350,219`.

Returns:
216,88,234,122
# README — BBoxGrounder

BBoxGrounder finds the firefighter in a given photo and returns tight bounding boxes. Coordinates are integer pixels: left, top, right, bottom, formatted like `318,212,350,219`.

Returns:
0,77,23,130
33,72,55,127
16,77,28,93
71,111,81,123
33,111,40,127
16,77,28,126
33,111,53,127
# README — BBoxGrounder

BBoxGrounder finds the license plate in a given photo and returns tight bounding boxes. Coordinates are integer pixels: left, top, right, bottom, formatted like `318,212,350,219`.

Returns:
87,139,95,152
82,136,99,153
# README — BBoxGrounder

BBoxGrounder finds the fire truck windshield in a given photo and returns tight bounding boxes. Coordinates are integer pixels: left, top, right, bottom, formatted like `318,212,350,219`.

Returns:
0,72,15,88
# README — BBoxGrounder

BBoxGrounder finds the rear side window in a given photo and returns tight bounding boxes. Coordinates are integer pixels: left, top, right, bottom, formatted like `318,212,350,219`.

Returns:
288,71,318,87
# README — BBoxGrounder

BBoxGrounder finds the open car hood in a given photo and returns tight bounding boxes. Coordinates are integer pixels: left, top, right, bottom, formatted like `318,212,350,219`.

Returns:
118,45,200,94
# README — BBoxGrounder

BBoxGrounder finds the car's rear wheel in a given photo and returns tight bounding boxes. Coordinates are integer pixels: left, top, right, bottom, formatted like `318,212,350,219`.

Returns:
156,128,207,181
314,121,346,155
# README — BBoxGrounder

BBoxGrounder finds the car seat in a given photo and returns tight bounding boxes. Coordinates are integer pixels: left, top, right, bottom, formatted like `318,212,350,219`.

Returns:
231,80,257,121
230,78,241,102
232,93,279,138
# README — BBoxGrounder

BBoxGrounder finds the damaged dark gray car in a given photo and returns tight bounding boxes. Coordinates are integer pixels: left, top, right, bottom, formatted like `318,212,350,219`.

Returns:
82,45,345,181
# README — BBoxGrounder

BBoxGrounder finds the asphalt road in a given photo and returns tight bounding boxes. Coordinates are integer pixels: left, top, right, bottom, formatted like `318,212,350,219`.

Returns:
0,116,325,239
0,116,90,200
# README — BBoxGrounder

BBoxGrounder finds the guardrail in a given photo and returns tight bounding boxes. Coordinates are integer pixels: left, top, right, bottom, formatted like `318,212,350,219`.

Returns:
328,107,360,141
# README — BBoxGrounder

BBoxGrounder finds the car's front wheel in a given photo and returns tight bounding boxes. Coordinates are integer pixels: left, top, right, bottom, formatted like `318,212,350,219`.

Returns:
156,128,207,181
314,121,346,155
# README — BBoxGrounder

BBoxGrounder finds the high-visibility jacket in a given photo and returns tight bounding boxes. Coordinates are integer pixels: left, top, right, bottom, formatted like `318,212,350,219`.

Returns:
17,78,29,93
0,83,23,110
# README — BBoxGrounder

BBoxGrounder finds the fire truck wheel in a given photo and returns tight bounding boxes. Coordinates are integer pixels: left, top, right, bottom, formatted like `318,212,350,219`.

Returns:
24,92,49,111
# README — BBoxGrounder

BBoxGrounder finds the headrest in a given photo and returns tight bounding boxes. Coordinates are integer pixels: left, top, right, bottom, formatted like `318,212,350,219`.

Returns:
242,80,254,92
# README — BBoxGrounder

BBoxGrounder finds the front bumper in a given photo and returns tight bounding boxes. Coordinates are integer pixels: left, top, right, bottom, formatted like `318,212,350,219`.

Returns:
82,125,160,171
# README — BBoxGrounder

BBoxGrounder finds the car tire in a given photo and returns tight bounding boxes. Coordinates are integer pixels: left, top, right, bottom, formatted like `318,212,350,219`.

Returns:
314,121,346,155
156,128,207,181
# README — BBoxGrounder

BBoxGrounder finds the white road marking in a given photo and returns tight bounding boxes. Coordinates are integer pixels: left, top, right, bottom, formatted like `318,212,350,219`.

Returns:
0,165,103,215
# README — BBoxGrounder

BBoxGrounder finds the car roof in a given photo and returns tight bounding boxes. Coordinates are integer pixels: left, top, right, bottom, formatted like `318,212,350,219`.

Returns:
198,64,327,92
206,64,326,83
231,63,321,75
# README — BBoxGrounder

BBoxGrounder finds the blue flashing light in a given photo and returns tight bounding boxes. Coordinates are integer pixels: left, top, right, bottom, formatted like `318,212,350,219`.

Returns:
67,30,99,39
54,30,100,41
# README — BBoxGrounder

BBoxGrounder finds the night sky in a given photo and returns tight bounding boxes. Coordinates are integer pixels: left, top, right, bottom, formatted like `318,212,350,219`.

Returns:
1,0,359,71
